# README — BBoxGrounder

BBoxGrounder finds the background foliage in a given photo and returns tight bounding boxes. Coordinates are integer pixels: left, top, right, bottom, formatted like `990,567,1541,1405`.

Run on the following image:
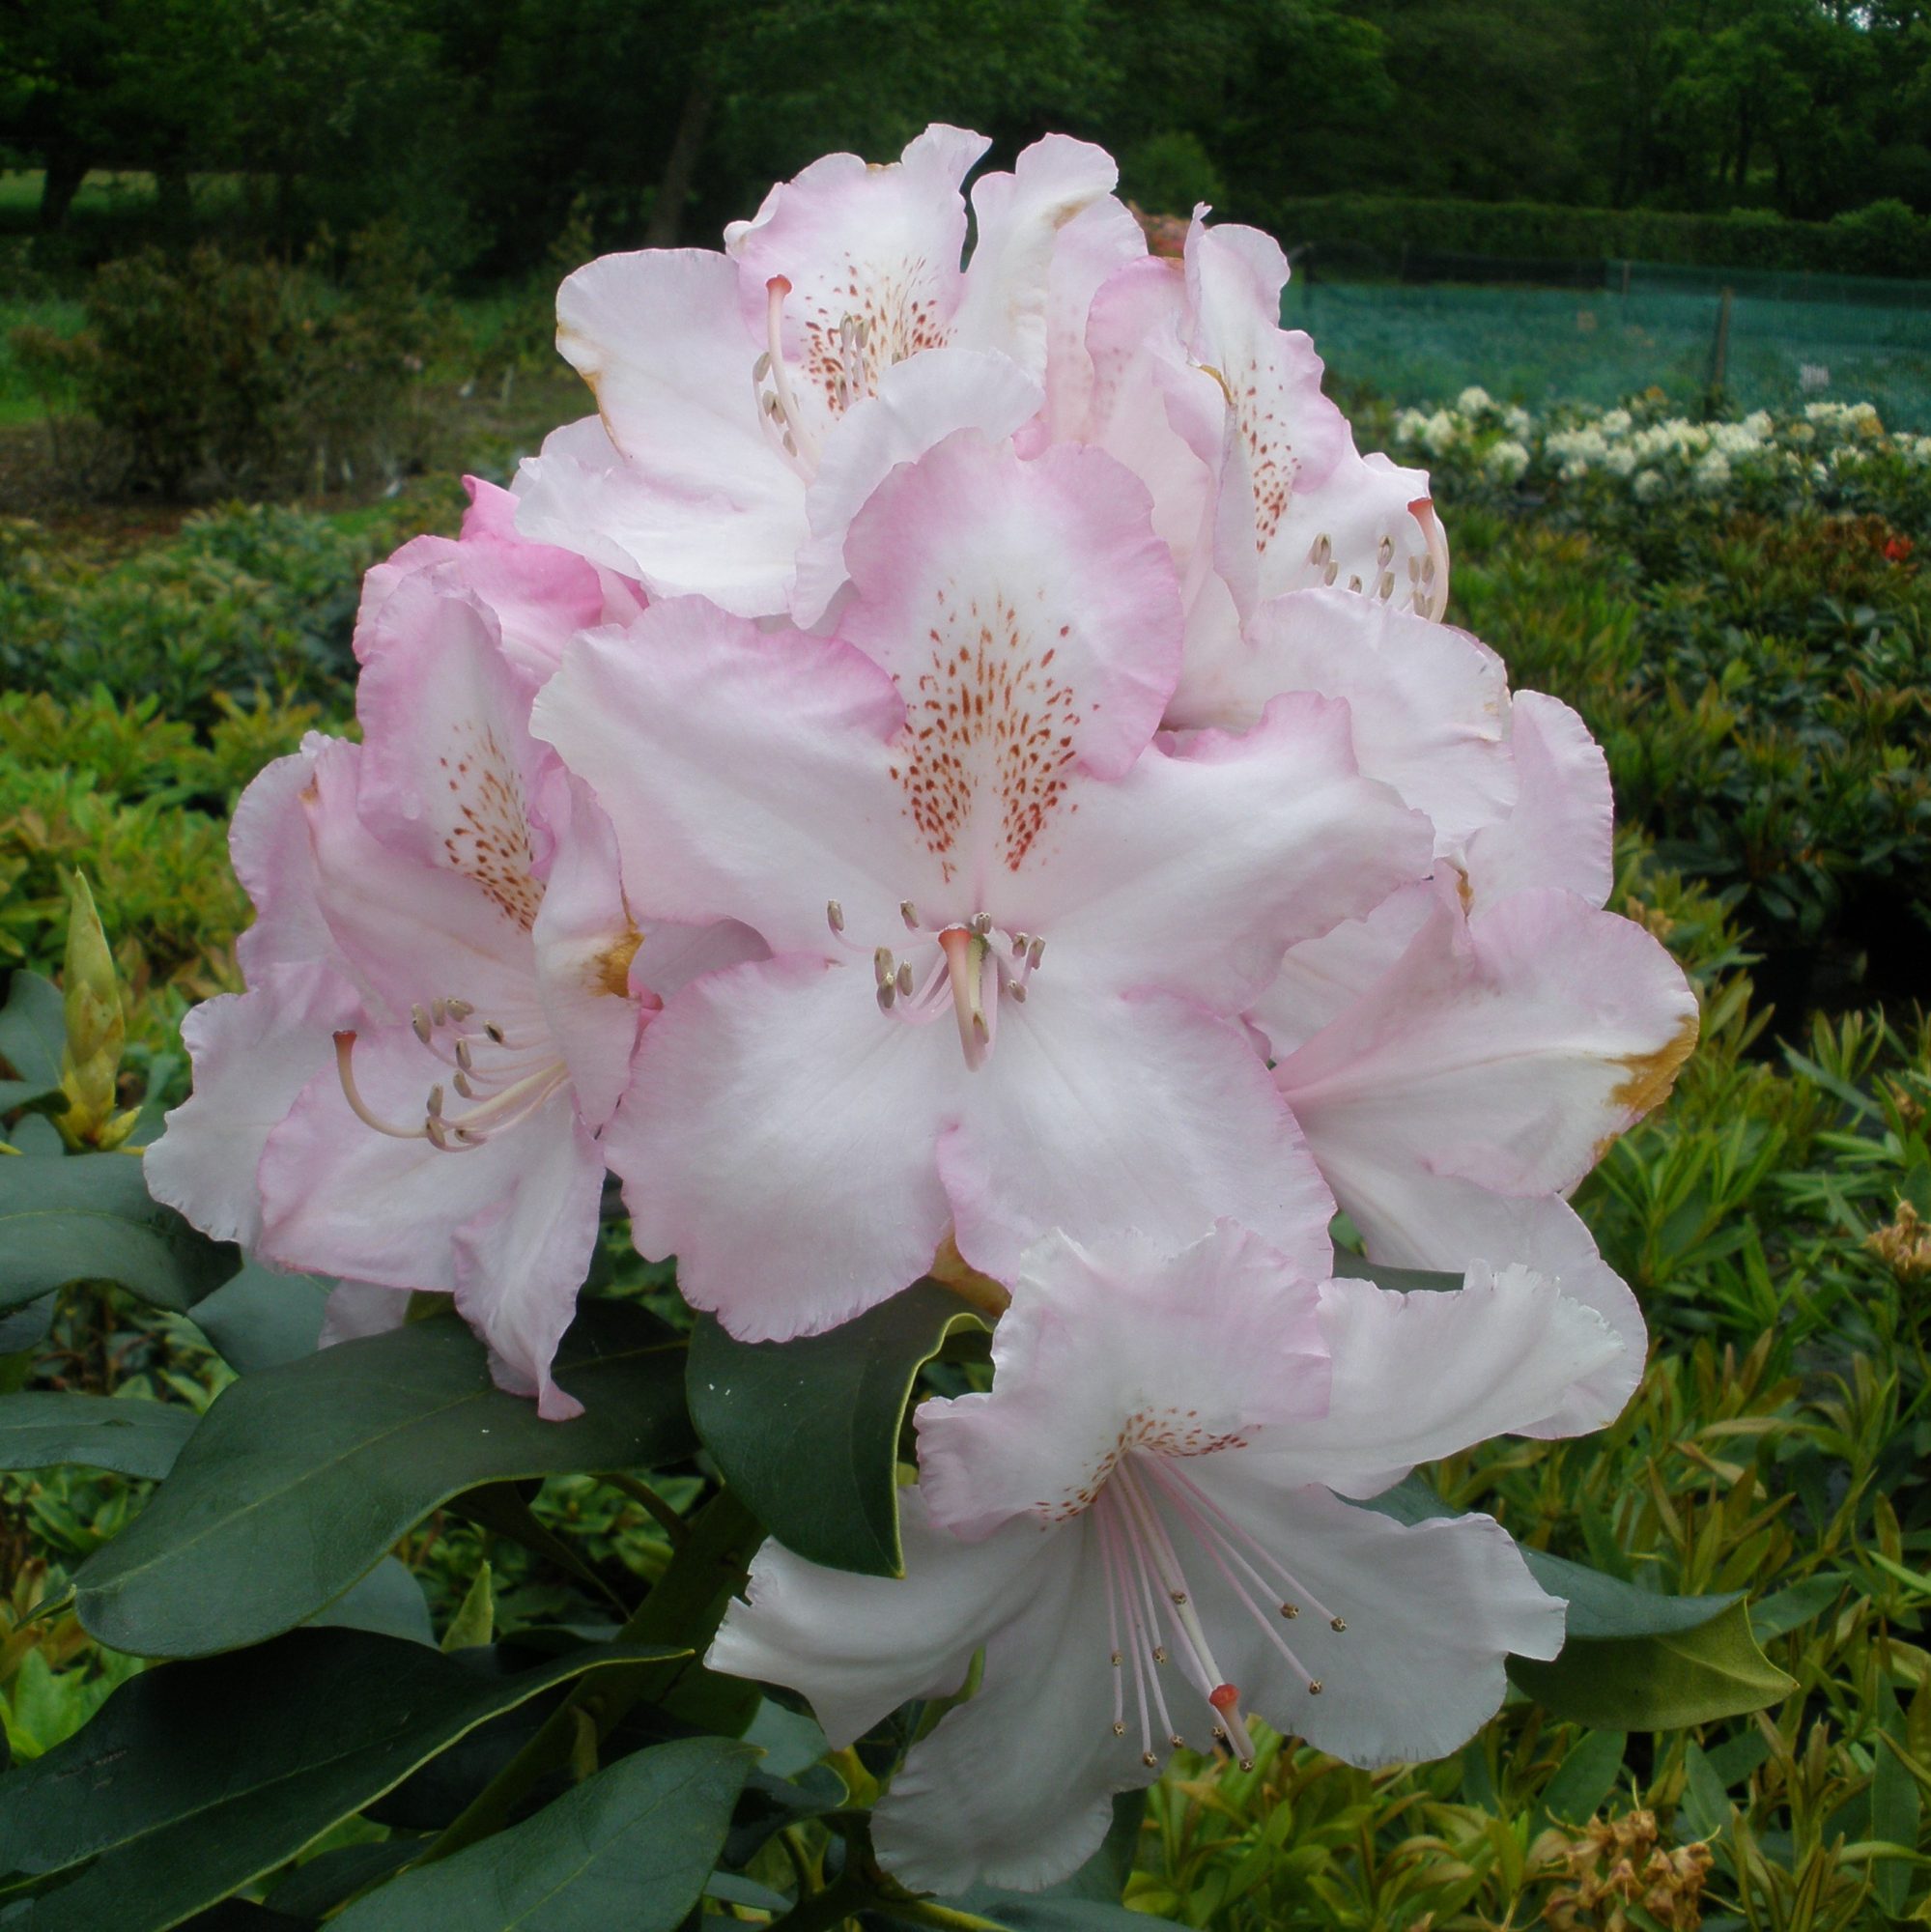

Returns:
1,406,1927,1924
6,1,1931,280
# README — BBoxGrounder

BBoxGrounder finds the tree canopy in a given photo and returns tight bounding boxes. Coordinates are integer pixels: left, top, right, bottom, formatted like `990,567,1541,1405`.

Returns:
3,0,1927,271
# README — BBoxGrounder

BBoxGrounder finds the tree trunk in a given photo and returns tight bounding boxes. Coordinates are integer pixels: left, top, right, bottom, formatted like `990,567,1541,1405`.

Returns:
39,150,88,234
645,73,715,248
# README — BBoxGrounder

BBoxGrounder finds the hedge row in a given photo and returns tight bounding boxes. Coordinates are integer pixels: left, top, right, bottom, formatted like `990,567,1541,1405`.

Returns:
1262,194,1931,281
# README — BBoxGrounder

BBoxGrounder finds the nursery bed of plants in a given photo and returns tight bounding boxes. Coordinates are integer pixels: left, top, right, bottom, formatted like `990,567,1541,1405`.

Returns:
1,370,1928,1926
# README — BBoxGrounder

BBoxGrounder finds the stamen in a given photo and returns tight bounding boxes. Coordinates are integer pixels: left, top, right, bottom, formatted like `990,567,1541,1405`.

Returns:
900,899,921,929
873,948,895,987
762,277,820,467
411,1004,433,1045
332,1032,428,1141
827,899,845,934
446,999,473,1020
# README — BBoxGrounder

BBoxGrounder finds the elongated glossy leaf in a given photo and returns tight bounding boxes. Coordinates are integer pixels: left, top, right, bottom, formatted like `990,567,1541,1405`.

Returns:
1342,1260,1465,1293
0,1153,237,1315
332,1737,754,1931
0,972,64,1109
1508,1598,1796,1728
1368,1476,1784,1724
687,1279,982,1577
73,1302,694,1658
0,1629,679,1932
1371,1477,1742,1637
0,1392,197,1479
187,1261,332,1374
304,1556,435,1646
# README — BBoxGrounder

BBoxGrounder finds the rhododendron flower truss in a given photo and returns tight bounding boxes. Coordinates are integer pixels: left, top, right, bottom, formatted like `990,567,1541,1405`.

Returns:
514,125,1142,625
534,430,1433,1340
709,1225,1622,1895
147,577,752,1417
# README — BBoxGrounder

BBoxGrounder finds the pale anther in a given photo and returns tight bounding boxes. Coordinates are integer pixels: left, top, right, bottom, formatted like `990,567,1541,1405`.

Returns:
431,998,448,1026
873,948,895,987
454,1073,475,1098
446,999,472,1020
485,1022,506,1044
827,899,845,934
411,1005,433,1044
896,962,914,996
1307,1680,1323,1695
1330,1617,1347,1633
1281,1604,1299,1619
876,981,896,1013
455,1038,473,1071
900,900,920,928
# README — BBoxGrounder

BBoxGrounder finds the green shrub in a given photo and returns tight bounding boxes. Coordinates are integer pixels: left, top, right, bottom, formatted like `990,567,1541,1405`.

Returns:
0,493,453,729
38,226,459,499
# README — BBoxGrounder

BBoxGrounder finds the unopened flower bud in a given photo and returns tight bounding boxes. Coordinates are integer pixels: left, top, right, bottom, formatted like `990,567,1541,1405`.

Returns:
56,871,138,1151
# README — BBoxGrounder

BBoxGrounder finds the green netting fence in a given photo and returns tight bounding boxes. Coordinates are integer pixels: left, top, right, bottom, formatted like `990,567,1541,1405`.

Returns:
1281,252,1931,429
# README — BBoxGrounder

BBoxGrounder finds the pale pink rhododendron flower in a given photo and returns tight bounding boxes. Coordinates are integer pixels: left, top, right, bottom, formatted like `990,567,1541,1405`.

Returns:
1047,212,1447,730
146,574,750,1415
514,126,1143,626
534,429,1434,1340
355,473,643,687
1254,695,1698,1432
709,1223,1622,1894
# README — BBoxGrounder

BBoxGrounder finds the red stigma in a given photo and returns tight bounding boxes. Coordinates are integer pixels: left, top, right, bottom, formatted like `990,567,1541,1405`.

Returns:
1208,1683,1240,1713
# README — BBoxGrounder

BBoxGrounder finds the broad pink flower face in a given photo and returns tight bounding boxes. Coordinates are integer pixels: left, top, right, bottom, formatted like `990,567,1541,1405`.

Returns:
710,1223,1622,1893
533,429,1434,1340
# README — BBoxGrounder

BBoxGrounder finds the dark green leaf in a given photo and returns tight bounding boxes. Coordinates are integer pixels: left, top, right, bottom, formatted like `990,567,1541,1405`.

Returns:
0,974,65,1104
0,1392,197,1479
0,1296,57,1358
1873,1702,1921,1916
1749,1573,1846,1639
1371,1479,1742,1638
1509,1599,1796,1729
0,1629,680,1932
706,1872,791,1914
72,1302,694,1658
303,1556,434,1646
1519,1547,1743,1642
266,1839,424,1920
1340,1260,1466,1294
330,1737,754,1931
1540,1729,1627,1824
1677,1742,1733,1841
188,1262,332,1374
688,1279,983,1577
0,1153,238,1315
